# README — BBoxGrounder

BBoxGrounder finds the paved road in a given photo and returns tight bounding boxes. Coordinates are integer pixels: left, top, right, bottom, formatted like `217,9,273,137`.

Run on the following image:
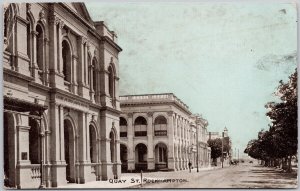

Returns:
133,163,297,189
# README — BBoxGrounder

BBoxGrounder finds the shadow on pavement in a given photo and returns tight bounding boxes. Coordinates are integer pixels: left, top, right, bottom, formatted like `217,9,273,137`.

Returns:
239,165,297,188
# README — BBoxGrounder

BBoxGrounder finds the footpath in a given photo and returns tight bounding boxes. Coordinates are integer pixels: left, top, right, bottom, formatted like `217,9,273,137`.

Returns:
57,166,219,189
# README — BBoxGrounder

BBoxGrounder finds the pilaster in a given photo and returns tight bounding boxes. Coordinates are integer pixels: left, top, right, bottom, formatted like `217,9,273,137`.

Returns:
147,112,154,170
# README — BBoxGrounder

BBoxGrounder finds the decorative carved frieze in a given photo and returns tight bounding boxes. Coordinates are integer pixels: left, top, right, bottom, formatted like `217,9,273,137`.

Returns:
55,94,89,110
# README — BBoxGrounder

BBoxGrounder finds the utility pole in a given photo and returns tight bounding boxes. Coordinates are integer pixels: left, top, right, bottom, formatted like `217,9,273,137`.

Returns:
221,131,224,168
196,126,199,172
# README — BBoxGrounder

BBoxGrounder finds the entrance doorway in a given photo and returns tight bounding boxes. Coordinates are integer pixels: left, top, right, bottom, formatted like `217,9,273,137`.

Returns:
155,143,168,170
4,113,16,187
135,143,147,171
64,119,75,183
120,144,128,172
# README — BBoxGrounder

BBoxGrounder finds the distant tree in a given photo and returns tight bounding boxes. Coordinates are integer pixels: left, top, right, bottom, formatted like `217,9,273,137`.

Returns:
208,137,231,160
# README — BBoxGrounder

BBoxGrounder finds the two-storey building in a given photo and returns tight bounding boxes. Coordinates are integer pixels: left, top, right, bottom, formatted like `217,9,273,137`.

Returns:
3,3,122,188
119,93,211,172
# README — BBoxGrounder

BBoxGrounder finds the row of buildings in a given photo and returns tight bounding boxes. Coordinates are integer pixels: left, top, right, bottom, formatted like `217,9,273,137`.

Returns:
3,3,211,189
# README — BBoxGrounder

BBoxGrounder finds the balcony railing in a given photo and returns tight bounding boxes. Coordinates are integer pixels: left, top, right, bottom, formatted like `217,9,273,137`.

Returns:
154,130,167,136
30,165,41,179
120,93,189,111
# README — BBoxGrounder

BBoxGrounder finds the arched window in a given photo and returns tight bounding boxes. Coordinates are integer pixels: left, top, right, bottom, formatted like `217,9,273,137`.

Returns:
36,24,44,77
154,116,167,136
3,4,17,51
29,118,40,164
62,40,71,82
88,54,91,86
108,65,114,98
120,117,127,137
89,125,97,163
134,116,147,137
26,18,31,59
4,7,9,39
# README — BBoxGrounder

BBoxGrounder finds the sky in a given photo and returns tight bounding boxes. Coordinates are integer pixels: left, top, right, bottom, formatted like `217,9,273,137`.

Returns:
86,2,297,157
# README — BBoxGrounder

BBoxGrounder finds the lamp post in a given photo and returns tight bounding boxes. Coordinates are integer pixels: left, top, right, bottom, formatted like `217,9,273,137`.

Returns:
221,127,228,168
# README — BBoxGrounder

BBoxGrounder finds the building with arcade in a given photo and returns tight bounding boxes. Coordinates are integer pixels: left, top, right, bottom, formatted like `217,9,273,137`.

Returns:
119,93,211,172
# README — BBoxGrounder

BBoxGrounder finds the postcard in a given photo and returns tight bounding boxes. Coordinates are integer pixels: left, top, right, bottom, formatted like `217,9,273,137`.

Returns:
2,1,298,189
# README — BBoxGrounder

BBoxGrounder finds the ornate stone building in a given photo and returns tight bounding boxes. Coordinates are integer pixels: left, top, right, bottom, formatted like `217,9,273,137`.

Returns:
3,3,122,188
119,93,211,172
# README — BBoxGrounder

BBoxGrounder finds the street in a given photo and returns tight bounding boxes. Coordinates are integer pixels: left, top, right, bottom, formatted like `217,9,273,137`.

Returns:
132,163,297,189
58,163,297,189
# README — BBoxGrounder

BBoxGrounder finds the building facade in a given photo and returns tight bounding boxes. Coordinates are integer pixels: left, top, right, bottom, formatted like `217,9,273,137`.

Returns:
119,93,211,172
3,3,122,188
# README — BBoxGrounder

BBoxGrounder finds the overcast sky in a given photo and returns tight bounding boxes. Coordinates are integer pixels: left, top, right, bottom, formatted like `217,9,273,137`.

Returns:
86,2,297,156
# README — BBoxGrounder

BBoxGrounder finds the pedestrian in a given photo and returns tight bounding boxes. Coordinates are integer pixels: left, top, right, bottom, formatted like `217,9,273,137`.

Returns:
188,161,192,173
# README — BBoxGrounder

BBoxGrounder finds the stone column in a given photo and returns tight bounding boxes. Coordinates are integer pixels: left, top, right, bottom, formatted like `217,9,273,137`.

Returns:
179,142,182,170
59,106,65,162
99,114,114,180
78,112,89,184
57,20,64,75
89,63,95,102
72,55,78,94
84,43,89,85
127,113,135,171
114,76,120,109
44,37,50,86
167,111,175,170
116,139,121,178
31,31,39,81
174,115,178,170
16,114,31,189
49,104,67,187
147,112,154,170
48,15,64,89
96,138,102,180
77,37,89,99
44,129,51,187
